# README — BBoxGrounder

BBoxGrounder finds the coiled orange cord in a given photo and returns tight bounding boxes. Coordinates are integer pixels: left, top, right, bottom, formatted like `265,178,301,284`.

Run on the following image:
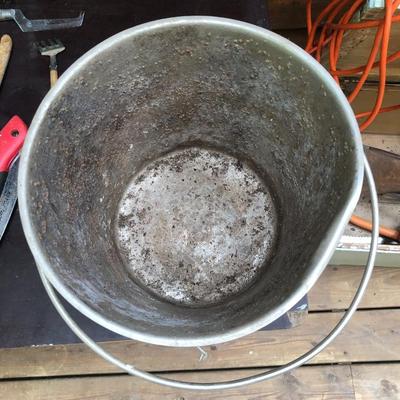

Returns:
306,0,400,242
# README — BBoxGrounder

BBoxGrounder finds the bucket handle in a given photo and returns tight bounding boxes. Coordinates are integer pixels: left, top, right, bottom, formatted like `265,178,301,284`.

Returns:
37,154,379,391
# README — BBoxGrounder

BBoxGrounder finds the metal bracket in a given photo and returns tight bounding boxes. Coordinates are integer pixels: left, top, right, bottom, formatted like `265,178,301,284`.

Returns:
0,9,84,32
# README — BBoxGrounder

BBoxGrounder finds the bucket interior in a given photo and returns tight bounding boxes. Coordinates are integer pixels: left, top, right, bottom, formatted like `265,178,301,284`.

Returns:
22,19,361,346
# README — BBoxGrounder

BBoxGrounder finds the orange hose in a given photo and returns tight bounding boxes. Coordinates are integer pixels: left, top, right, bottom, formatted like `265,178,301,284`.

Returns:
332,0,364,69
347,25,383,103
356,103,400,119
306,0,400,242
358,0,393,131
334,49,400,76
350,215,400,241
316,0,353,62
329,0,365,83
305,0,342,52
309,36,333,54
306,0,312,35
328,13,400,30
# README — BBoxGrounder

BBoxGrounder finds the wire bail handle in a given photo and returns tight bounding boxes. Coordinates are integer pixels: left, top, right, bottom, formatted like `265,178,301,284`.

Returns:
37,155,378,391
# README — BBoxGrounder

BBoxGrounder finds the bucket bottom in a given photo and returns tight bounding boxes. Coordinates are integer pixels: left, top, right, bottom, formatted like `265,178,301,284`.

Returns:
115,146,278,306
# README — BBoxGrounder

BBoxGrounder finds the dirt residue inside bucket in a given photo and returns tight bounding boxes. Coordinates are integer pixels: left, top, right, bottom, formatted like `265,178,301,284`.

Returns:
115,146,278,306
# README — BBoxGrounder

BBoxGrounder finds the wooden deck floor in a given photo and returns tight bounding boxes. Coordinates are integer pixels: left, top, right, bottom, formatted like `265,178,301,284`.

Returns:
1,265,400,399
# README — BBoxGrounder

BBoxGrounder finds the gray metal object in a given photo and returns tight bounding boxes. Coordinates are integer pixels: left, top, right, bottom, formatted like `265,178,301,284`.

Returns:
18,17,364,347
364,0,400,16
36,39,65,87
36,155,379,390
362,146,400,195
0,158,18,241
332,190,399,266
36,39,65,58
332,244,400,267
0,9,84,32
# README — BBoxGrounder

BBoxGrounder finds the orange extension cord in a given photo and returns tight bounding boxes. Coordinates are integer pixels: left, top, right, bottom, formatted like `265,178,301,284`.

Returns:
306,0,400,242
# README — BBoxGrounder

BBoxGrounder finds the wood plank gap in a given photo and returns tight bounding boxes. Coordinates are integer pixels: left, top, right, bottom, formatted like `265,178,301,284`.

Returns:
309,306,400,314
0,362,365,383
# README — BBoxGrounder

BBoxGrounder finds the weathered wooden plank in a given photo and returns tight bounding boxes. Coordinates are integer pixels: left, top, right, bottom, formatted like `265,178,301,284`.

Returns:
267,0,330,30
352,364,400,400
1,309,399,379
277,36,400,137
362,133,400,154
338,24,400,83
352,85,400,135
309,266,400,310
3,363,399,400
0,365,355,400
319,3,400,81
274,28,308,47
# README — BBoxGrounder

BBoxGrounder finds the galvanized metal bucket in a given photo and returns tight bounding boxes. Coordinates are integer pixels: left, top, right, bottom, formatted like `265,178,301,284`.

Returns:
19,17,363,348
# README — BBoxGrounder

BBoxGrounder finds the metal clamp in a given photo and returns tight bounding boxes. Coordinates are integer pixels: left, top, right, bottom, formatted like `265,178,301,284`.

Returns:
37,154,379,391
0,9,84,32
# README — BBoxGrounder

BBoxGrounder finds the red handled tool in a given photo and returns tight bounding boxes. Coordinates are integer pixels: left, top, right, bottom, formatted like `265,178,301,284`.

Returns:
0,115,27,193
0,116,28,241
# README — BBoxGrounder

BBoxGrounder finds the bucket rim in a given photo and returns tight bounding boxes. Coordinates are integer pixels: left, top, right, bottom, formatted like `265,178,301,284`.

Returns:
18,15,364,347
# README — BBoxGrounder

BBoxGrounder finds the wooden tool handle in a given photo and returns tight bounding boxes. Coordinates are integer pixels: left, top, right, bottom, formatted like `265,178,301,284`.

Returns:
0,34,12,87
50,68,58,87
